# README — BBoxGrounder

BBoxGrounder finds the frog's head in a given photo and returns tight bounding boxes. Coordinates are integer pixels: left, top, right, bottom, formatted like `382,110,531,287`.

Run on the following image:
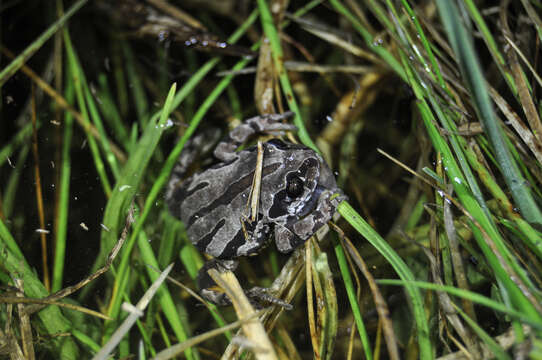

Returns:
261,140,344,253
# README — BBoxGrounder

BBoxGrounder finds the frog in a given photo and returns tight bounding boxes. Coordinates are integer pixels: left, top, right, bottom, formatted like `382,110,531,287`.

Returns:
166,112,345,308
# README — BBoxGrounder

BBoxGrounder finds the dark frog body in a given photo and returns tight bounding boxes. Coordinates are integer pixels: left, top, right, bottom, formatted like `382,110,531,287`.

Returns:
166,112,345,307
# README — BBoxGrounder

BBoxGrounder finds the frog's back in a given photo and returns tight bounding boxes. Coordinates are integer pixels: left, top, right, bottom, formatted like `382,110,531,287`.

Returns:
167,149,260,258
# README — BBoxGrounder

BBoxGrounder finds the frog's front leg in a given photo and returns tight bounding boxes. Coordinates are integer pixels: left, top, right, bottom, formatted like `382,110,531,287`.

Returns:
214,112,297,162
275,189,345,253
197,258,292,309
235,219,272,256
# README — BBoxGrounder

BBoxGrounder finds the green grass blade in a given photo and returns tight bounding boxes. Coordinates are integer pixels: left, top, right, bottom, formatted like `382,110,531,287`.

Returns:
2,144,30,218
91,84,177,296
96,74,130,150
98,85,182,351
137,233,197,360
462,0,515,91
122,43,149,128
378,279,542,329
333,235,372,360
436,0,542,226
0,218,25,261
161,9,259,119
63,33,122,180
398,0,446,88
51,90,75,292
72,329,101,354
0,0,88,87
454,304,512,360
0,240,80,357
257,0,317,151
314,252,338,360
63,27,112,197
0,122,32,168
82,78,121,179
328,0,406,81
338,201,433,358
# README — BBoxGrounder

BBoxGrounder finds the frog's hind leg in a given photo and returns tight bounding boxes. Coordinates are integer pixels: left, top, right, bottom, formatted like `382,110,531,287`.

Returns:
214,112,297,162
245,286,292,310
197,259,292,309
198,259,238,306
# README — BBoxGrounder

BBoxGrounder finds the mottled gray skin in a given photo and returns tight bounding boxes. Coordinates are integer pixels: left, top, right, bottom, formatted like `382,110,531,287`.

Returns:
166,113,344,307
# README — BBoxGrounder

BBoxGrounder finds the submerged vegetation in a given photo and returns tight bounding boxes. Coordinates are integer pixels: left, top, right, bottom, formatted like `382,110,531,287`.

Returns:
1,0,542,359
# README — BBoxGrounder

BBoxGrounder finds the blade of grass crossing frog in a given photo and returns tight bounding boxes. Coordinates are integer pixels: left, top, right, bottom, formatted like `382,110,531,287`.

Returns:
337,201,433,358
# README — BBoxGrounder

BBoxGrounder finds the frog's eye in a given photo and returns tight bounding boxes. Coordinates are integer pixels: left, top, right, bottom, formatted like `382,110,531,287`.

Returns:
286,176,304,198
